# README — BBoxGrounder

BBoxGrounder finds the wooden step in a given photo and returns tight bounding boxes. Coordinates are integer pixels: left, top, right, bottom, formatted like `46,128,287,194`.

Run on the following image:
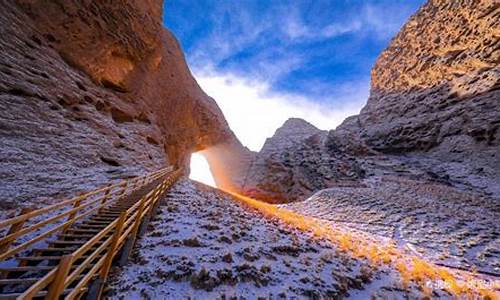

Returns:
0,262,90,274
18,254,103,262
66,228,101,234
0,278,41,285
36,245,100,253
98,213,121,217
81,221,109,226
99,212,123,215
91,217,118,221
0,287,87,299
48,240,87,246
106,206,131,210
75,224,107,229
0,266,54,273
35,247,77,253
59,233,111,240
59,234,95,239
17,256,64,261
84,220,112,225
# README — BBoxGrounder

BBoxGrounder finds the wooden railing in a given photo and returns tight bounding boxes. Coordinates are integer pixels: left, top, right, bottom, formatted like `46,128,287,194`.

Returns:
0,166,182,299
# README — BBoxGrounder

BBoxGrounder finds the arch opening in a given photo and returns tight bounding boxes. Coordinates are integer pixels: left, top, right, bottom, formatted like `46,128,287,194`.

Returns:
189,152,216,187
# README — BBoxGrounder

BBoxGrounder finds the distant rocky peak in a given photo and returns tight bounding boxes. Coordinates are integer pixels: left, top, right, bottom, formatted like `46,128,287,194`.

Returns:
259,118,325,153
275,118,322,138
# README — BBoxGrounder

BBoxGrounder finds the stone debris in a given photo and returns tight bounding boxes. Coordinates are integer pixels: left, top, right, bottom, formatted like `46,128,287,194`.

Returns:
106,180,440,299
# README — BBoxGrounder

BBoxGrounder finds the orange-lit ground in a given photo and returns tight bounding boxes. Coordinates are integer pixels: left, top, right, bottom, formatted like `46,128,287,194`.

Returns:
224,190,499,299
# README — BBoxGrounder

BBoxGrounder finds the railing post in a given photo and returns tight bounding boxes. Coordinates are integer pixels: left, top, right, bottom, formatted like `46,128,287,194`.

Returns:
0,207,32,253
138,187,161,237
87,212,126,300
118,194,148,266
137,177,170,238
102,212,126,279
97,187,112,214
62,197,83,232
120,181,128,197
45,254,74,299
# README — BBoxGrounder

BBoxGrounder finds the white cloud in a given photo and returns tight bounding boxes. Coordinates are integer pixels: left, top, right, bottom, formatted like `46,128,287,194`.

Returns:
321,20,363,38
361,4,412,40
189,68,368,186
282,3,413,42
284,16,364,40
284,16,310,39
192,68,368,152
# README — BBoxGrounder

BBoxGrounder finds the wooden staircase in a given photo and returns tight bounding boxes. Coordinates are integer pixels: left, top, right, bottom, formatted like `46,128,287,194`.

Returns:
0,167,182,299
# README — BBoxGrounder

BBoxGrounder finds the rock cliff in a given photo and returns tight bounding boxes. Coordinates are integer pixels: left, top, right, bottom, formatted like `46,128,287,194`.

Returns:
2,0,498,206
335,0,500,196
238,119,364,203
233,0,500,202
0,0,249,206
350,0,499,155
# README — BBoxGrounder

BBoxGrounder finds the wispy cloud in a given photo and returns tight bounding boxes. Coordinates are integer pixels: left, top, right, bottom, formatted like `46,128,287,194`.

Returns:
283,3,414,41
283,7,363,41
165,0,421,148
166,0,423,184
193,67,368,151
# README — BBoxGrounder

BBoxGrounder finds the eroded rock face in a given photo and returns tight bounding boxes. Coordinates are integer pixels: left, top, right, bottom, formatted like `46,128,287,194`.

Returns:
342,0,500,159
238,119,365,203
16,0,243,168
0,0,247,206
232,0,500,202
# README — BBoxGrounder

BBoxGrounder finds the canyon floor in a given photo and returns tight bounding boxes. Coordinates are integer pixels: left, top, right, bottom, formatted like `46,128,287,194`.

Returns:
104,179,499,299
285,175,500,277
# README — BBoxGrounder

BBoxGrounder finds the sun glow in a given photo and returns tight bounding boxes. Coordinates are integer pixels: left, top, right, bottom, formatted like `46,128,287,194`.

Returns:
224,190,499,299
189,153,216,187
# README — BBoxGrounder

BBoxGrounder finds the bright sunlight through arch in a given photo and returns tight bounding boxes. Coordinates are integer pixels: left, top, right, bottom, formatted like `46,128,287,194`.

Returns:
189,153,216,187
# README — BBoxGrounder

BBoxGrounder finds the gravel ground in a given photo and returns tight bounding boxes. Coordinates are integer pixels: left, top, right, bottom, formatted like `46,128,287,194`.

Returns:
106,179,447,299
284,175,500,276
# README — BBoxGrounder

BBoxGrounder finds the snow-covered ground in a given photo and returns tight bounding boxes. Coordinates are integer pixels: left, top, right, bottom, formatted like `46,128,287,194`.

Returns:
107,180,437,299
285,175,500,276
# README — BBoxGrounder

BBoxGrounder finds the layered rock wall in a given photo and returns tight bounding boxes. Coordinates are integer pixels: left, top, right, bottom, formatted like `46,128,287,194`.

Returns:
231,0,500,202
0,0,249,206
2,0,498,206
237,119,365,203
346,0,500,157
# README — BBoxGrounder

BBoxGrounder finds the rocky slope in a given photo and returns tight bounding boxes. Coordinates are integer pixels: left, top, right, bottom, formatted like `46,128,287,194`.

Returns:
0,0,251,207
107,180,458,299
239,119,365,203
346,0,500,160
284,174,500,275
232,0,500,203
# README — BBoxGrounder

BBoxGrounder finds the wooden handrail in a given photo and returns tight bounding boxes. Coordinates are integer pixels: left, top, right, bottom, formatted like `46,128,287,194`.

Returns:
66,255,106,300
19,268,57,298
66,169,181,299
0,166,171,229
0,167,173,262
0,193,112,247
14,167,182,300
46,254,74,299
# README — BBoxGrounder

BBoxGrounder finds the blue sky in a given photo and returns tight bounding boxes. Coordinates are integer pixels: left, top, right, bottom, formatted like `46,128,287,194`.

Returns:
163,0,424,152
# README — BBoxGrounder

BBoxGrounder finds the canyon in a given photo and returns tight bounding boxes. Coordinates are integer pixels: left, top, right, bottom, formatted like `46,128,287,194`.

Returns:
231,0,500,203
0,0,250,207
0,0,499,298
1,0,498,207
